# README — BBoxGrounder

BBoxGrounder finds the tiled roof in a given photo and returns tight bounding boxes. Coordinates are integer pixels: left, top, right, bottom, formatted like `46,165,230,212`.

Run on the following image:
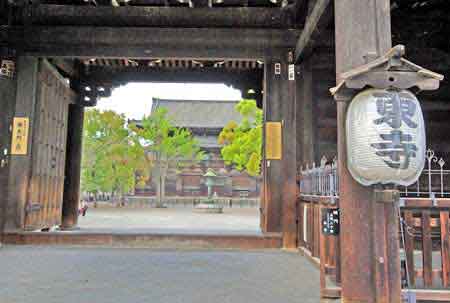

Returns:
151,98,243,129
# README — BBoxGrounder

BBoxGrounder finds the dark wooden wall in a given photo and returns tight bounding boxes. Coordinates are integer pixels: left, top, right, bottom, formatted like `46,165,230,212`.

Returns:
303,54,450,166
304,90,450,167
392,2,450,160
313,53,336,162
297,50,337,167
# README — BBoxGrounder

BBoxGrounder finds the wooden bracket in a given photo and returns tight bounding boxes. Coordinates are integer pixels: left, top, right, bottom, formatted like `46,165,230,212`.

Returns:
330,45,444,97
373,189,400,204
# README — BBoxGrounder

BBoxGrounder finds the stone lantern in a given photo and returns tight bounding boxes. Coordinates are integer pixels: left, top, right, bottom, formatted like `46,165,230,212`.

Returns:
194,168,223,213
203,168,217,199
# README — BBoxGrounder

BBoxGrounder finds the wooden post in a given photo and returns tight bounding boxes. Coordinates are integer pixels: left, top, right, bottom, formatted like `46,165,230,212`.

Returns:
262,57,283,233
334,1,401,302
282,52,298,248
262,53,297,248
0,65,17,239
6,56,39,231
61,103,84,229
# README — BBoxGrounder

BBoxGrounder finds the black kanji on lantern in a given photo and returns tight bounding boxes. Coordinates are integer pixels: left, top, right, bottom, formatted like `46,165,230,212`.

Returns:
371,130,418,169
373,92,418,129
371,91,419,170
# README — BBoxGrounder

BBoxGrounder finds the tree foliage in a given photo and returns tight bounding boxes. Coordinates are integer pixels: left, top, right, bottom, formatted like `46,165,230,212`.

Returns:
218,99,262,176
129,108,203,204
81,109,145,198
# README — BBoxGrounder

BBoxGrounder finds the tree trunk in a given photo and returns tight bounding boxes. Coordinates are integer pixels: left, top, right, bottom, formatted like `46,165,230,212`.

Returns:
157,164,168,208
160,175,166,205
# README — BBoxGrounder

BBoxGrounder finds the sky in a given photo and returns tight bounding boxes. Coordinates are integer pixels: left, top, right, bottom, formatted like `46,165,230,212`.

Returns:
95,82,242,120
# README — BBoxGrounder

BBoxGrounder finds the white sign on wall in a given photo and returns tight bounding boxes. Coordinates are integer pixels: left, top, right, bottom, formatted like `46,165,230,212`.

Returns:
0,60,15,78
346,89,426,186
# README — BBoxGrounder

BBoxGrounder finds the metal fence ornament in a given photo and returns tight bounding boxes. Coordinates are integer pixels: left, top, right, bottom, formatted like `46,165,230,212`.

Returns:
346,88,426,186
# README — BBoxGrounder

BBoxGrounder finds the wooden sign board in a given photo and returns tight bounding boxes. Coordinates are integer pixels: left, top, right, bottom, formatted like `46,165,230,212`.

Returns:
265,122,282,160
11,117,29,155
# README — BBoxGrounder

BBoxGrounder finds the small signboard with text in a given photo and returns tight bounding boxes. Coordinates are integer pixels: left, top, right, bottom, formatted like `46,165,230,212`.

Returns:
11,117,30,155
266,122,282,160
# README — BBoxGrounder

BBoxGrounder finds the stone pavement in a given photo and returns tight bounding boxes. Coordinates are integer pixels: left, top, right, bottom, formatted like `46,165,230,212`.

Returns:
77,207,261,235
0,246,324,303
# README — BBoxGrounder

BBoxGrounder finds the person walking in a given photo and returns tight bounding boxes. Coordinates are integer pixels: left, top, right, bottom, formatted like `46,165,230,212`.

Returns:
79,200,88,217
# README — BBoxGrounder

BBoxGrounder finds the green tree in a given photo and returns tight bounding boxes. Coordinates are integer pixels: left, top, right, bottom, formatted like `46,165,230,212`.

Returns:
81,109,146,202
218,99,262,176
130,108,202,206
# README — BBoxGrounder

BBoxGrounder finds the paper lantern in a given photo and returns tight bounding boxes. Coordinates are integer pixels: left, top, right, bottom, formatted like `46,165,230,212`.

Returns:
346,89,426,186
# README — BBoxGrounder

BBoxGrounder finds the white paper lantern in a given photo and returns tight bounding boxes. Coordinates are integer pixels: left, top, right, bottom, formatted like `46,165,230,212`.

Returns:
346,89,426,186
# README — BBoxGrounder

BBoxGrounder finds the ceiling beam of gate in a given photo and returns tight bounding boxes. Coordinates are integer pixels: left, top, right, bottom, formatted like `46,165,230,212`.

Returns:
84,65,263,86
294,0,332,64
2,26,300,59
31,5,297,28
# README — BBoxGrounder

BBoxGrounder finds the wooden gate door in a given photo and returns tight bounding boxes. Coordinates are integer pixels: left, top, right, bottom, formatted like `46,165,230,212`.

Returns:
24,60,75,230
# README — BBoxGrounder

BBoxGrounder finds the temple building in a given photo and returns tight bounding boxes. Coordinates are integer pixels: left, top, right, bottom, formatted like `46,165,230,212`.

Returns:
134,97,261,198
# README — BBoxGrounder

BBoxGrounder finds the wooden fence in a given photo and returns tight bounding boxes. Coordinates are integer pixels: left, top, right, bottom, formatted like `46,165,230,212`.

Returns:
297,196,450,301
298,152,450,301
401,199,450,290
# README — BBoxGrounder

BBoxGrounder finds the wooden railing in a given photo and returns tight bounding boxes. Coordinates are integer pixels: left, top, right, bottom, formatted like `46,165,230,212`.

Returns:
297,196,450,300
298,150,450,300
400,199,450,290
298,195,341,299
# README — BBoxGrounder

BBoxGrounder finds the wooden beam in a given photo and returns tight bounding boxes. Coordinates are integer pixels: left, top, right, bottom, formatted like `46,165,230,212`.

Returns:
294,0,331,63
49,59,77,78
0,0,9,24
294,0,309,26
85,66,263,86
31,5,295,28
402,289,450,302
2,26,300,59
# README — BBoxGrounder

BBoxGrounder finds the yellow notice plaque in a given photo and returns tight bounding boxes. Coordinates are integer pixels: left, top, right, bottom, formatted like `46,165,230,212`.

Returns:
265,122,282,160
11,117,29,155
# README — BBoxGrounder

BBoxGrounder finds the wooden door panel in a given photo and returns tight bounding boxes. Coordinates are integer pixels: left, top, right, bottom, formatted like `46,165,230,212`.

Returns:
24,60,74,230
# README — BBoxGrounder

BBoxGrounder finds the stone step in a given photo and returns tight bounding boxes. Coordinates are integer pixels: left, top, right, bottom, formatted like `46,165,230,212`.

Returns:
3,232,282,250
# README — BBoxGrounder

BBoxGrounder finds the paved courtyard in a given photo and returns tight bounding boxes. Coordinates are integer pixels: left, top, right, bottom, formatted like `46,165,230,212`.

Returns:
0,246,322,303
77,207,261,235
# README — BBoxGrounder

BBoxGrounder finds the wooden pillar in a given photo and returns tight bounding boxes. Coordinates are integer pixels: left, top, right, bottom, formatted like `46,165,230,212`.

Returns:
262,52,297,248
334,1,401,302
282,52,298,248
6,56,39,231
262,57,283,233
0,62,17,239
61,103,84,229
